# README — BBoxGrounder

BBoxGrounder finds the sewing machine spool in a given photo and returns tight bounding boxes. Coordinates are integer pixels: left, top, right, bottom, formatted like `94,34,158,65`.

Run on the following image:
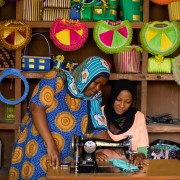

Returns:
71,134,133,173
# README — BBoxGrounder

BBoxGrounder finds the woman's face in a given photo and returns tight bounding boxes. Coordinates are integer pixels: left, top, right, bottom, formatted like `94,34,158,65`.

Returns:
83,77,108,96
113,90,133,115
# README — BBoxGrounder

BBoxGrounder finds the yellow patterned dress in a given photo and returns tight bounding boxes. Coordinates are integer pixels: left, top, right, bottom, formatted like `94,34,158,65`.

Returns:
8,70,96,180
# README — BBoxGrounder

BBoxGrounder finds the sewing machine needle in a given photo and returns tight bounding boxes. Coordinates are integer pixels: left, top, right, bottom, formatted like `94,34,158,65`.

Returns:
75,144,78,174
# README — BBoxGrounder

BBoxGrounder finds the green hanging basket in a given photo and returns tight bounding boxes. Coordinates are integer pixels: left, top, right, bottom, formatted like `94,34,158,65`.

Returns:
140,21,180,56
93,20,133,54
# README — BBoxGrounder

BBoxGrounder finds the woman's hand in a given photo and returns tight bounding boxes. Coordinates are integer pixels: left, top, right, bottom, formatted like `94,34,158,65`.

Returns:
95,148,127,162
132,153,146,166
95,151,109,162
47,141,60,169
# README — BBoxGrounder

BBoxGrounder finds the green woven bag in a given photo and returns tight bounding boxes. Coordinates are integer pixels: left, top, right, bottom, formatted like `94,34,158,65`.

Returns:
148,56,173,73
120,0,143,22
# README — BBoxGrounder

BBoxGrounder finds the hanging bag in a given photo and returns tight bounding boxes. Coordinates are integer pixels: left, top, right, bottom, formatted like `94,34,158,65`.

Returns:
140,21,180,73
50,18,89,51
0,19,32,50
93,20,133,54
140,21,180,56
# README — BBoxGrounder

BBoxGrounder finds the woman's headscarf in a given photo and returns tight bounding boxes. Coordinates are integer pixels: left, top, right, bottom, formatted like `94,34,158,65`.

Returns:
62,56,111,132
104,79,137,135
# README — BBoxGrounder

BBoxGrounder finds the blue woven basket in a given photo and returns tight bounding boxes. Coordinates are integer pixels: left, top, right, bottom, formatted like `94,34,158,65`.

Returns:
22,33,52,71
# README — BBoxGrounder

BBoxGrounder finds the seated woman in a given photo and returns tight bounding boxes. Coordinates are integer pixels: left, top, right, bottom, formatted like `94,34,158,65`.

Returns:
96,79,149,166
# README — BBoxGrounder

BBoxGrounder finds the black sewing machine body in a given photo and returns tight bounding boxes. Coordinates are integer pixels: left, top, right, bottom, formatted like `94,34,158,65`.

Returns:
71,134,133,173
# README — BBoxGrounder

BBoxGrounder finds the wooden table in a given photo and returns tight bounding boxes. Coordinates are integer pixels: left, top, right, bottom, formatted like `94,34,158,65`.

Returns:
47,159,180,180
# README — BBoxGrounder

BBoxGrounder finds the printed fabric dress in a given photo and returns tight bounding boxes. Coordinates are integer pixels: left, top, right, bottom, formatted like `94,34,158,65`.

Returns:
8,70,97,180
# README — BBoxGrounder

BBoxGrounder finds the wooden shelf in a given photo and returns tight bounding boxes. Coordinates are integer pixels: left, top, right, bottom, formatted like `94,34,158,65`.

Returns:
23,21,144,29
146,74,174,81
0,167,9,180
0,71,175,81
0,121,16,130
21,71,47,79
147,124,180,133
0,21,143,28
110,73,145,81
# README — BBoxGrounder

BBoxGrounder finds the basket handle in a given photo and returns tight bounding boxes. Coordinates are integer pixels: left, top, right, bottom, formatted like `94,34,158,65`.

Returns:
150,21,170,27
23,33,51,57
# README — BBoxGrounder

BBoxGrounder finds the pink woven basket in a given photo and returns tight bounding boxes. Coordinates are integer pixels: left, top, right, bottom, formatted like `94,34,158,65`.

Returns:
113,45,142,73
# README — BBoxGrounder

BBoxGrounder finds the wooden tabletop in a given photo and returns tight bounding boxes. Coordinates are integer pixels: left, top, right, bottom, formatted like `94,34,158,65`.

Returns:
47,159,180,180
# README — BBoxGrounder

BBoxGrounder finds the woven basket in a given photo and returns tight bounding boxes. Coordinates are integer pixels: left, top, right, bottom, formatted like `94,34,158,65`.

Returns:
120,0,143,22
168,0,180,21
22,33,52,71
42,8,70,21
23,0,42,21
113,45,142,73
148,57,172,73
151,0,175,5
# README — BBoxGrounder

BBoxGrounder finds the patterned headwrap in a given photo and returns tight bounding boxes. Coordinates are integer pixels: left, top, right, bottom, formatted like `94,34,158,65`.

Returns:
63,56,110,131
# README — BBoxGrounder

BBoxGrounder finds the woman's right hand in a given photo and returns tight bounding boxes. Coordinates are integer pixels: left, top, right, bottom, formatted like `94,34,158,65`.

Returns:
47,141,60,169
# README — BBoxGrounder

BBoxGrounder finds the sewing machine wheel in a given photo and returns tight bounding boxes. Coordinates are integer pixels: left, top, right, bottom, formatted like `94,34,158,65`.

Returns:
71,134,81,156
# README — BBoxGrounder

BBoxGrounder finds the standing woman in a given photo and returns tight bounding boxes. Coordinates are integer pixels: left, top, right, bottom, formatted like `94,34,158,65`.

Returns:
96,79,149,166
9,56,111,180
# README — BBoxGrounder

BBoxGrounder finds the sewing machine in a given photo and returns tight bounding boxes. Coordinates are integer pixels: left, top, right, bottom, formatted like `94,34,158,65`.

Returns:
70,134,137,173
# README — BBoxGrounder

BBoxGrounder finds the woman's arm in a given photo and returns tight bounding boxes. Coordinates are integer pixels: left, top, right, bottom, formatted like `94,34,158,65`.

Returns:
93,130,112,140
30,102,60,168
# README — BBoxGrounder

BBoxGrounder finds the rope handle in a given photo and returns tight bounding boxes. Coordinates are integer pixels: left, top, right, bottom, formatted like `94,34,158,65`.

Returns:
3,19,26,26
150,21,170,27
23,33,51,57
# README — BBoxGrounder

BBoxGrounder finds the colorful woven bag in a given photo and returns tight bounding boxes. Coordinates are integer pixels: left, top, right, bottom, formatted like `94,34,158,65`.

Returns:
148,56,173,73
140,21,180,57
0,19,32,50
113,45,143,73
50,18,89,51
120,0,143,22
22,33,52,72
93,0,119,21
93,20,133,54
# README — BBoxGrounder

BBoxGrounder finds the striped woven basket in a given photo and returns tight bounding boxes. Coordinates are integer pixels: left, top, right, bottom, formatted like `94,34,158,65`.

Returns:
148,57,173,73
113,45,142,73
168,0,180,21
